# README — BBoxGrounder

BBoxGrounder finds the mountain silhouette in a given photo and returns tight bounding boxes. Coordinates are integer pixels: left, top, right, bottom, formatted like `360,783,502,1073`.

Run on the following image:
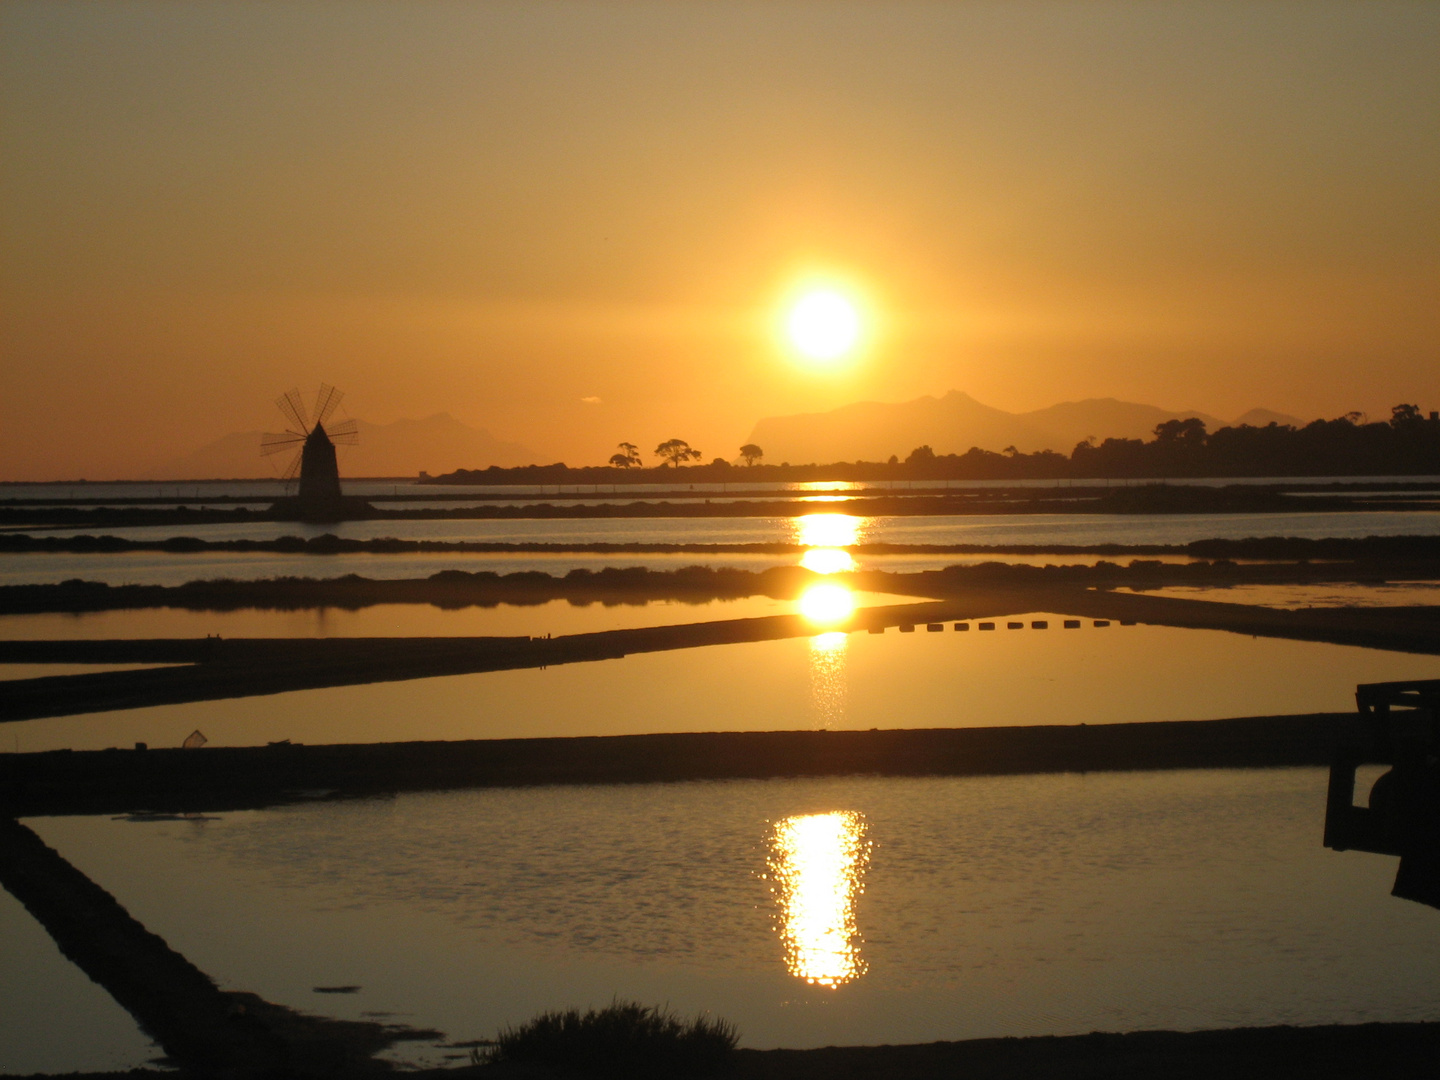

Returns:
745,391,1301,463
1232,407,1307,429
149,413,537,480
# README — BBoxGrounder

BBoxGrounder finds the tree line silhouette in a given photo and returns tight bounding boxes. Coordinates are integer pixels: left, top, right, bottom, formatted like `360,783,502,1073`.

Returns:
898,405,1440,480
609,439,710,468
605,439,767,469
426,406,1440,484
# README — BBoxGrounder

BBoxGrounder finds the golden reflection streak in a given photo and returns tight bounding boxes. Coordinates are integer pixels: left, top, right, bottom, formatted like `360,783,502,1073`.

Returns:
767,811,872,986
809,631,847,728
794,481,861,493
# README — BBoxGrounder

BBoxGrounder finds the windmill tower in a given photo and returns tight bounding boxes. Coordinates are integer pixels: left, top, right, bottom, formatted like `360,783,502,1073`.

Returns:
261,384,368,521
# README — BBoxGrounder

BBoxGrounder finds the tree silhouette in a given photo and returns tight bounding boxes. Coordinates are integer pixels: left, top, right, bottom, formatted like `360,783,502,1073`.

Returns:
655,438,702,467
609,442,642,468
1153,417,1208,444
739,443,763,466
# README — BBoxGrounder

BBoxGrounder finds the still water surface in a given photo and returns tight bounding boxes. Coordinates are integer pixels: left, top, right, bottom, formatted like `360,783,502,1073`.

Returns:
0,592,924,642
6,770,1440,1073
9,615,1438,753
1125,582,1440,609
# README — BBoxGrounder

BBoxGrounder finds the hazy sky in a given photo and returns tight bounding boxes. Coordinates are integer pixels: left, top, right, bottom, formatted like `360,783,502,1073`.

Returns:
3,1,1437,478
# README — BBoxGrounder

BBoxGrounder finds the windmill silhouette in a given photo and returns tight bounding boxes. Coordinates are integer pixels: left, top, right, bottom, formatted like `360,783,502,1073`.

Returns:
261,385,367,520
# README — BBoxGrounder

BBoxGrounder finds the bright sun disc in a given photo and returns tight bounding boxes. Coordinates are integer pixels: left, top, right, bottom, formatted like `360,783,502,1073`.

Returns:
787,289,860,361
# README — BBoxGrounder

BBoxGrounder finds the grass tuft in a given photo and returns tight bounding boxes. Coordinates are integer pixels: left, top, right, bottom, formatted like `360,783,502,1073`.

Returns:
486,999,738,1077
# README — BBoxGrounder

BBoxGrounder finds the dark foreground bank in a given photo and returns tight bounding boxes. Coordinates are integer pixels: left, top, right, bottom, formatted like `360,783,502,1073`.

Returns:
725,1022,1440,1079
1,715,1356,816
12,1021,1440,1080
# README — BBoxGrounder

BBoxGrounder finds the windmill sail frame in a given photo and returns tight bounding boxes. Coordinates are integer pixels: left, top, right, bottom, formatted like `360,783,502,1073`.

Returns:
259,384,360,496
276,388,309,434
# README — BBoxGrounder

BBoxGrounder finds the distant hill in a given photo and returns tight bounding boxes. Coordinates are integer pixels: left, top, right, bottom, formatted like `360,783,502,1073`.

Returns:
1233,408,1306,428
148,413,537,480
744,391,1304,463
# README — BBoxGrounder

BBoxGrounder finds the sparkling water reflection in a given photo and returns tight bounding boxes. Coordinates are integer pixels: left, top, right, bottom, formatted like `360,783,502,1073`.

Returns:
808,632,848,729
795,512,865,574
767,811,872,986
792,513,866,549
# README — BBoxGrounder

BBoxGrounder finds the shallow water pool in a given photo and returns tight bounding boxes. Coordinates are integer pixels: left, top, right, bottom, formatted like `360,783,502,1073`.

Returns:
7,612,1437,752
5,769,1439,1072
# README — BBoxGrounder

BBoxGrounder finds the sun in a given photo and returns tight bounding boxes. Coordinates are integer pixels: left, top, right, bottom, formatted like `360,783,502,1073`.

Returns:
786,288,861,362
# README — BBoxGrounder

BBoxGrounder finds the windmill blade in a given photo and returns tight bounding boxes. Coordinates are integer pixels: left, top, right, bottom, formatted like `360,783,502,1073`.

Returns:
260,431,306,457
276,389,309,433
280,448,303,481
313,383,344,426
327,418,359,445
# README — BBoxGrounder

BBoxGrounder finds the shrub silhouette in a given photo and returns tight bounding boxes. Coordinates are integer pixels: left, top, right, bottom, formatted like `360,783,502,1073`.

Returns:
486,1000,737,1078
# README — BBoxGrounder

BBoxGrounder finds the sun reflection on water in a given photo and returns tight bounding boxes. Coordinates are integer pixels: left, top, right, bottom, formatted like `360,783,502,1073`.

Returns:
799,548,858,574
794,513,864,549
767,811,871,987
792,481,862,494
795,513,866,576
798,583,855,625
809,631,847,728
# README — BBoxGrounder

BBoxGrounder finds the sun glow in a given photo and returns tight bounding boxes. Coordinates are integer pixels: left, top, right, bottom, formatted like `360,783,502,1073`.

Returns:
784,287,863,363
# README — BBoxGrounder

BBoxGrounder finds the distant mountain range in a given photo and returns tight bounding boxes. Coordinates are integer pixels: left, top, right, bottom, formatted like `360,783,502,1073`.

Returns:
148,413,537,480
149,394,1307,478
743,391,1304,464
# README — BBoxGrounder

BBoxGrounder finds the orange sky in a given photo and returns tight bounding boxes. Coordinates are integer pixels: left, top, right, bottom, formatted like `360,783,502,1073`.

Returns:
2,1,1437,479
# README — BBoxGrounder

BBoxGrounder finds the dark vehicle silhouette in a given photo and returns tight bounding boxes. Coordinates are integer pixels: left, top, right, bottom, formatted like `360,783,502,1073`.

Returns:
1326,680,1440,909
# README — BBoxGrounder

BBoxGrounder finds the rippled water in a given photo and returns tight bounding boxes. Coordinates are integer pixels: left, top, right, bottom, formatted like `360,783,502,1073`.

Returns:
23,509,1440,548
7,508,1440,586
7,769,1440,1073
11,476,1439,503
7,488,1440,1074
